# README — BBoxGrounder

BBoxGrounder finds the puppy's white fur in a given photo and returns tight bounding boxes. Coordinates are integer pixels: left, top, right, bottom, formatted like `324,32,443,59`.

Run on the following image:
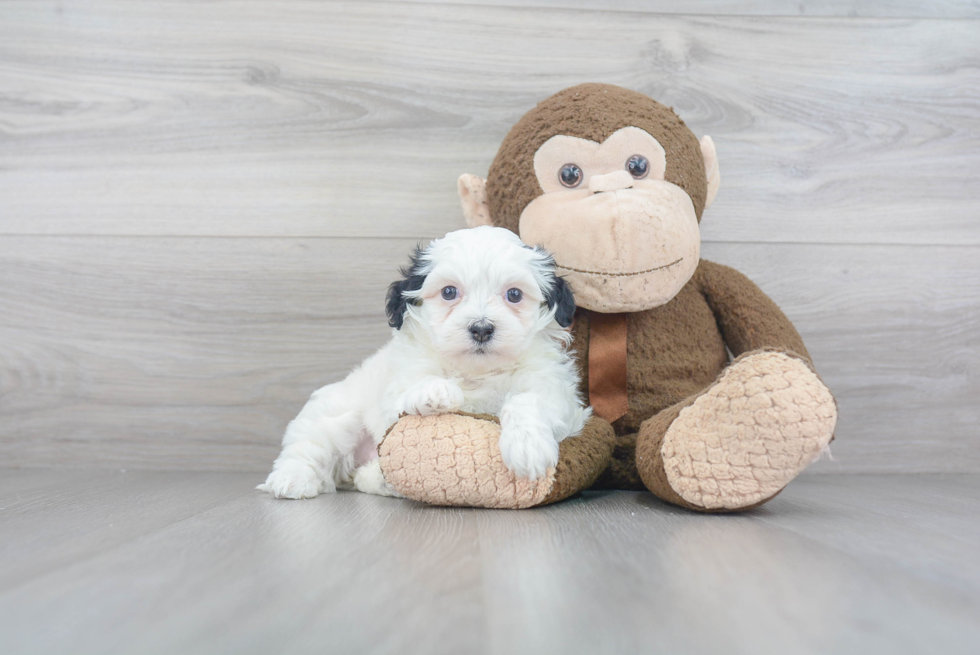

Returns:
258,226,590,499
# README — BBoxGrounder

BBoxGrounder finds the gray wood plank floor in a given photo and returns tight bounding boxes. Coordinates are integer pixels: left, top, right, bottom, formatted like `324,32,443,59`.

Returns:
1,470,978,655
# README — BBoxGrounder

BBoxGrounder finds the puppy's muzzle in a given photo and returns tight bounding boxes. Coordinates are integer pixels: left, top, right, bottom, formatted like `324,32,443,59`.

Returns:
468,320,495,344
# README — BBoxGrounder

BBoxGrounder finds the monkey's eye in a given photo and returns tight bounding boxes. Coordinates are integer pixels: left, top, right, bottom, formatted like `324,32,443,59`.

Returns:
626,155,649,179
506,288,523,303
441,286,458,300
559,164,583,188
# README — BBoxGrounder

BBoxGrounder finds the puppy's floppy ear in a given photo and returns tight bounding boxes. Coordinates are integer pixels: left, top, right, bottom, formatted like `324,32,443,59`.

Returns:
385,245,427,329
546,276,576,328
528,244,577,328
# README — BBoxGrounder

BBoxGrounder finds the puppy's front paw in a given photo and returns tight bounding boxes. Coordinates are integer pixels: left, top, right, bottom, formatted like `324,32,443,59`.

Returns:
257,461,332,499
498,423,559,481
402,378,464,416
353,459,403,498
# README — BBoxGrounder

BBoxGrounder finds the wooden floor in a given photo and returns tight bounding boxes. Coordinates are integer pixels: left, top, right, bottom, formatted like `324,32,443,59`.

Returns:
1,470,977,655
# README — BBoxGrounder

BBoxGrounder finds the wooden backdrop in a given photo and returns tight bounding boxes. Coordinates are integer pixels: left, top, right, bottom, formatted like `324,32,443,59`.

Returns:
1,1,978,473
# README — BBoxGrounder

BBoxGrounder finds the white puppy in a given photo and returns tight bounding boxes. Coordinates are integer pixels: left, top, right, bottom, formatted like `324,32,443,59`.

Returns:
258,226,591,499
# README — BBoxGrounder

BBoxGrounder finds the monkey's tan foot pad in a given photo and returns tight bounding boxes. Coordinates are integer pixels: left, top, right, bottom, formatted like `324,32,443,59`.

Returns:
378,413,614,509
661,352,838,511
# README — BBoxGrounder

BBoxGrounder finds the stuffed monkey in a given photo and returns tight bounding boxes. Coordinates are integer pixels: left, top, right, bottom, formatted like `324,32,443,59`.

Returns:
379,84,837,511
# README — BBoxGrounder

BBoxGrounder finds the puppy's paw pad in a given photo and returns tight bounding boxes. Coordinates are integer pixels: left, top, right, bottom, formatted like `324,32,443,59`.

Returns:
498,425,559,480
258,462,327,499
412,379,464,415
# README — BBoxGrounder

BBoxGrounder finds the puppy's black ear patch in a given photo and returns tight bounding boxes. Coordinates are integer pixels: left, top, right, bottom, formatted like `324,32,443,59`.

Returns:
529,245,577,328
385,245,427,329
546,276,577,328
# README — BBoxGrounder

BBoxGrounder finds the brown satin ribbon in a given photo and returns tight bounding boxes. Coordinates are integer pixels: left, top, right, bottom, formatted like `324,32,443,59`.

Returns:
588,312,629,423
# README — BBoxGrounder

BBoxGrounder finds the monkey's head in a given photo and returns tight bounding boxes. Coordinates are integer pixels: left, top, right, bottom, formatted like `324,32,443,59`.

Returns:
459,83,720,313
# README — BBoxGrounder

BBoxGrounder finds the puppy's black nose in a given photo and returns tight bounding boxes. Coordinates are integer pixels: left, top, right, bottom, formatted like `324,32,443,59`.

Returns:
469,320,495,344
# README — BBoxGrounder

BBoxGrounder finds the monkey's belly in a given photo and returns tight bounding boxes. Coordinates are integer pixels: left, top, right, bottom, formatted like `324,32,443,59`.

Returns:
571,282,730,436
613,337,729,436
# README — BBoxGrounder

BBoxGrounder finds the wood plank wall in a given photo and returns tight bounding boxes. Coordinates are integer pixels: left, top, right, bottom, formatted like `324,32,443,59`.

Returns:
1,1,978,473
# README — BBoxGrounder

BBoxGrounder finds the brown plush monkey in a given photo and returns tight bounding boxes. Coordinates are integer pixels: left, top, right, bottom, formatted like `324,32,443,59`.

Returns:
379,84,837,512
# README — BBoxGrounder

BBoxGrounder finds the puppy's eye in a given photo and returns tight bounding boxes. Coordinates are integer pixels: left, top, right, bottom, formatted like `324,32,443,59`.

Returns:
506,288,523,303
559,164,583,188
441,286,458,301
626,154,649,179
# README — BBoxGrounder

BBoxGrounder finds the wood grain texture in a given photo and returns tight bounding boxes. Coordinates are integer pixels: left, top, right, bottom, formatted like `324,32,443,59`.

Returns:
1,472,978,654
1,2,978,475
1,237,977,473
0,470,250,589
0,237,404,471
1,2,978,244
393,0,980,18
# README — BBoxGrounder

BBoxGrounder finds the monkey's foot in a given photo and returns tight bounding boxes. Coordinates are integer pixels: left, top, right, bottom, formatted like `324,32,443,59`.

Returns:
378,413,614,509
641,351,837,511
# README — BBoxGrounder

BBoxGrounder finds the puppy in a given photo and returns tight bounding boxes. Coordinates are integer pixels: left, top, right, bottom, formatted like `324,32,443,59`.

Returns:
258,226,590,499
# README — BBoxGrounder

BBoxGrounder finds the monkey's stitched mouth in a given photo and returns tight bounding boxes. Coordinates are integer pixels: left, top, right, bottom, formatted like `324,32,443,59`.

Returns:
556,257,683,278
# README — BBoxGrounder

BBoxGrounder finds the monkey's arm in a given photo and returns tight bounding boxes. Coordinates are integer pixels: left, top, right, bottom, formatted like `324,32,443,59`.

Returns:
696,259,812,364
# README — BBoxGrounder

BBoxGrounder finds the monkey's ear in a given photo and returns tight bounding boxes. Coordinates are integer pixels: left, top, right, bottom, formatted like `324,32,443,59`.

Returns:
545,277,577,328
458,174,493,228
700,136,721,211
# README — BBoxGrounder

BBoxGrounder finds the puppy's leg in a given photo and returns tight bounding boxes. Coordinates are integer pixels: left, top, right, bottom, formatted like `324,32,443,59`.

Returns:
259,448,329,500
498,392,561,480
398,377,464,416
353,459,404,498
258,385,361,499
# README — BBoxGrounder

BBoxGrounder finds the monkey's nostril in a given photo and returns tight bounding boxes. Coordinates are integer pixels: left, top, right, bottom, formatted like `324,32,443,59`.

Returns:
468,320,495,344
